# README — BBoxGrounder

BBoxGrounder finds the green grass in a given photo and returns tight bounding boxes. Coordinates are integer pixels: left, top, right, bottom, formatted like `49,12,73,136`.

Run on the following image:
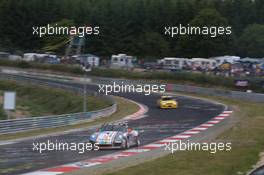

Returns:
0,107,7,120
0,80,112,119
101,95,264,175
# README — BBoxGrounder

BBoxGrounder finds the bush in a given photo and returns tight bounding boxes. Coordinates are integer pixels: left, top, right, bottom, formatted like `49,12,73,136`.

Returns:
16,61,31,68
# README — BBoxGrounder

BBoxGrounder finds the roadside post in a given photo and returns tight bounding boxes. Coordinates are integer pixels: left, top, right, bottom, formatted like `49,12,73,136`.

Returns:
82,60,92,112
64,35,88,112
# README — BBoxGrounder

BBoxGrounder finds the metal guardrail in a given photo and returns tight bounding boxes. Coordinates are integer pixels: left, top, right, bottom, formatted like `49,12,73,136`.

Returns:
88,76,264,103
166,84,264,103
0,73,117,134
0,73,91,95
0,73,115,103
0,104,116,134
1,68,263,102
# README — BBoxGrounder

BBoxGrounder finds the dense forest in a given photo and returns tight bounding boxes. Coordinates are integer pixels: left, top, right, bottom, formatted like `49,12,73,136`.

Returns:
0,0,264,59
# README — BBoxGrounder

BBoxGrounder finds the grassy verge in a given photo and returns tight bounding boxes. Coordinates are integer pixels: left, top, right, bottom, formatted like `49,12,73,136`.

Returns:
0,107,6,120
0,96,139,141
102,94,264,175
0,80,111,119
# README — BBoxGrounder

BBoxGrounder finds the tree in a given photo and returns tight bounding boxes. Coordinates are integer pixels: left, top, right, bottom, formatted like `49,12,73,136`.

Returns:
139,32,169,58
0,0,263,58
238,24,264,58
176,8,235,58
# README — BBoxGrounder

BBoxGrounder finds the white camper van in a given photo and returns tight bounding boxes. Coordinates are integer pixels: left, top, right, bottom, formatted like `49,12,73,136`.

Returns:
190,58,217,70
23,53,39,61
74,54,100,67
158,57,188,70
111,54,135,68
211,56,240,66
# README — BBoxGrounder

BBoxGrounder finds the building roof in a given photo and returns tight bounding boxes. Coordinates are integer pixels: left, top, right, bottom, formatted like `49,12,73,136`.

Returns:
240,58,261,63
0,52,10,55
211,55,240,60
162,57,187,60
79,54,99,58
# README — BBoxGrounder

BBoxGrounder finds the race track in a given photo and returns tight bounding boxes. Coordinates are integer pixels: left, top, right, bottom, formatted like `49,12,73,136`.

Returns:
0,76,225,175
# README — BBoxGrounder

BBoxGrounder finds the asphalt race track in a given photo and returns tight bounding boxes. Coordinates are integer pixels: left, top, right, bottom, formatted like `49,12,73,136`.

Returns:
0,76,225,175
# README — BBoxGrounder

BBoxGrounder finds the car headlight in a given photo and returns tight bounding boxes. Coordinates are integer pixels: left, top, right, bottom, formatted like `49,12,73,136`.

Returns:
114,134,123,142
118,134,123,140
90,134,97,141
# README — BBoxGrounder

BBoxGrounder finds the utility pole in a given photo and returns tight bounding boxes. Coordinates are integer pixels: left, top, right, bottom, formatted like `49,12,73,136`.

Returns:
64,35,88,112
83,61,87,113
82,60,91,113
83,73,87,112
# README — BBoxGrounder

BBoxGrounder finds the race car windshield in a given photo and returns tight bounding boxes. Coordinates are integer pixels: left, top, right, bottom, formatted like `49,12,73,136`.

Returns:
99,125,126,132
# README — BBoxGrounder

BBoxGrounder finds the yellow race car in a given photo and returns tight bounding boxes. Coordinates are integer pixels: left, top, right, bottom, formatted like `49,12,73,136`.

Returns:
157,96,178,109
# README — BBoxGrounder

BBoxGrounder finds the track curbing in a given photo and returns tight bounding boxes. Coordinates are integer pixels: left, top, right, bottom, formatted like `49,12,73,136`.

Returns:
23,109,233,175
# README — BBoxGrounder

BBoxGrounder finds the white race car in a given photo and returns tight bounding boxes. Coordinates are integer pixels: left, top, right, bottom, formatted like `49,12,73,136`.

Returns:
89,123,140,149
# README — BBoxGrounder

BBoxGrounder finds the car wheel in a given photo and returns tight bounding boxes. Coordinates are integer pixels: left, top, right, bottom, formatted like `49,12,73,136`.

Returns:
121,140,126,149
135,138,140,147
121,139,129,149
126,139,130,149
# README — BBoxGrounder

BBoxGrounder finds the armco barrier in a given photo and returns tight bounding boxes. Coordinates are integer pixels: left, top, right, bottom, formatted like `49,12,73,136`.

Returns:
0,73,93,95
0,104,116,134
165,84,264,103
87,76,264,103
